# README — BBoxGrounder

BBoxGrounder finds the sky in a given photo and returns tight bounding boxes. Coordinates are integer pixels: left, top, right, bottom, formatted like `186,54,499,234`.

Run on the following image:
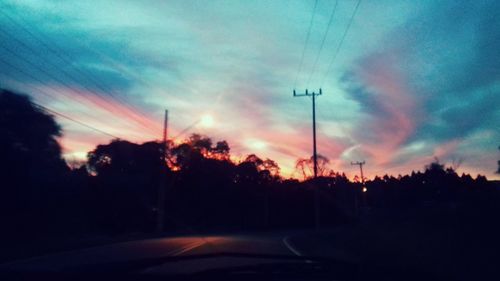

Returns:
0,0,499,179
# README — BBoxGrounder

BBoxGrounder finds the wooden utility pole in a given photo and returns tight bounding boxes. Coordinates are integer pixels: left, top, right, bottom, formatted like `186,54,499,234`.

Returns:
351,160,366,215
293,88,322,229
157,110,168,233
351,161,366,185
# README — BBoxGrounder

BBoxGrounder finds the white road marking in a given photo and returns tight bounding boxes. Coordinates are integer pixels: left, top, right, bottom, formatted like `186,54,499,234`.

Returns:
282,236,313,263
282,236,303,257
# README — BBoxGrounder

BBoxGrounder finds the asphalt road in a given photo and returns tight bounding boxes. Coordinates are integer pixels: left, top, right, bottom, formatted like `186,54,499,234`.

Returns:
1,232,469,280
0,234,321,273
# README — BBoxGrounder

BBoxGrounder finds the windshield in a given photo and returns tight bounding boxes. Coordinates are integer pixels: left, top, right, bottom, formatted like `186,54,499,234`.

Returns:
0,1,499,280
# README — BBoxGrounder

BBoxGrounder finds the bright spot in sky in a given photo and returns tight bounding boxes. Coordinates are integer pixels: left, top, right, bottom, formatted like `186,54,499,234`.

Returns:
63,151,87,160
245,139,268,151
200,114,215,128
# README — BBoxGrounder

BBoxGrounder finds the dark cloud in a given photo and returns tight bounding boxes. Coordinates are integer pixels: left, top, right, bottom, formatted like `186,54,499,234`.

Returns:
341,0,500,148
407,1,500,142
340,71,392,120
424,88,499,140
0,6,184,99
432,0,500,95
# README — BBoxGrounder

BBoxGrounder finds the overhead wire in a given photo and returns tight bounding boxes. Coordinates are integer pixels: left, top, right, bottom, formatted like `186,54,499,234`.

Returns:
171,120,201,141
293,0,319,90
0,56,122,139
0,54,143,141
0,31,157,137
2,5,243,144
320,0,362,87
0,41,109,113
34,103,121,139
314,0,362,176
0,56,77,103
0,31,159,139
0,10,160,135
0,9,149,111
306,0,339,87
0,39,144,134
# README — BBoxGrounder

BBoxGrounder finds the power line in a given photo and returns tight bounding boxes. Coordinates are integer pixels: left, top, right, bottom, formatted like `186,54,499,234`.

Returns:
0,41,132,127
171,119,201,141
0,43,113,119
293,0,319,89
306,0,338,87
8,6,185,109
0,10,142,108
0,56,122,139
35,103,120,139
0,28,156,135
19,18,186,109
0,10,158,133
321,0,362,87
0,57,120,138
0,56,72,101
0,30,158,138
2,5,212,144
0,54,148,138
2,49,202,150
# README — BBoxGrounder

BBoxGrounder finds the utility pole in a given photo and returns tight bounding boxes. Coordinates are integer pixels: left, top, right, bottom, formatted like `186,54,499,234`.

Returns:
163,110,168,146
293,88,322,229
351,161,366,185
157,109,168,233
351,160,366,215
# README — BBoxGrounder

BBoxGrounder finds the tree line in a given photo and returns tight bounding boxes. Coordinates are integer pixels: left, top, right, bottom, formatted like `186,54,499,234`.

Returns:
1,88,499,241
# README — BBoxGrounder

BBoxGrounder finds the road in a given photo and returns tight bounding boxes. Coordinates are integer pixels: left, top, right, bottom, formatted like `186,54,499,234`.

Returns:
0,233,326,273
2,232,459,280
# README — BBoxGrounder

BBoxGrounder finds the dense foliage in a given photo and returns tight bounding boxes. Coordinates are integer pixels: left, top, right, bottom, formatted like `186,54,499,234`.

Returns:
1,89,499,241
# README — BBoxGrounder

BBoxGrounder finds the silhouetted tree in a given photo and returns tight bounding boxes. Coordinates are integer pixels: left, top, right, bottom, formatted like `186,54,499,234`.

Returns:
235,154,264,184
0,89,71,239
188,133,212,155
0,89,68,181
212,140,230,160
87,140,164,176
263,158,280,177
86,139,166,233
425,157,445,173
497,146,500,174
295,154,330,180
3,89,497,243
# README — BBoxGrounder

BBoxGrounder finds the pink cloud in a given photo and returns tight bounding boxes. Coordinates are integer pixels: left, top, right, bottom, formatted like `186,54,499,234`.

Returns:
37,86,163,140
351,51,419,166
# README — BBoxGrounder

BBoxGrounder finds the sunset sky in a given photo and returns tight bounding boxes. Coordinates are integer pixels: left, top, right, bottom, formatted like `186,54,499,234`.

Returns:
1,0,499,179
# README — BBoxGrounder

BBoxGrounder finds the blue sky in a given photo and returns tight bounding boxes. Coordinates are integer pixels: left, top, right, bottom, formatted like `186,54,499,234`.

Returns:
0,0,499,179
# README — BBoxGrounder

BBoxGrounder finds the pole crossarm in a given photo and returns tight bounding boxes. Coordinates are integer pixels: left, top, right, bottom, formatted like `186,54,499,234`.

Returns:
293,88,322,97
